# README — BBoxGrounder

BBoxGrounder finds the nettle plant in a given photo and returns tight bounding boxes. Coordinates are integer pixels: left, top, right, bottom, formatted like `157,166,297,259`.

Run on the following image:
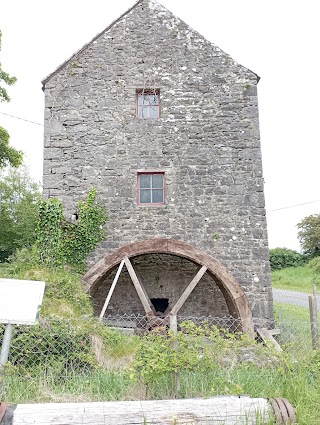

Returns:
36,188,107,268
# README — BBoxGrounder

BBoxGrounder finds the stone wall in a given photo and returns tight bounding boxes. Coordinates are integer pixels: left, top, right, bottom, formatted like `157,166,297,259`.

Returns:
42,0,273,325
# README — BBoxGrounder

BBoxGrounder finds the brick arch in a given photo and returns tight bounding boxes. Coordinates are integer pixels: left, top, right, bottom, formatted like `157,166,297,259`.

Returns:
83,238,253,333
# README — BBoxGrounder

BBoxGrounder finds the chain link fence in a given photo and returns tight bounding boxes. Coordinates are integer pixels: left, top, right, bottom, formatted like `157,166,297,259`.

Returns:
0,301,319,404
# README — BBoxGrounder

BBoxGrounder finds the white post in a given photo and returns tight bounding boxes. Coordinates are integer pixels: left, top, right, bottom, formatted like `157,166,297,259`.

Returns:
169,314,180,398
0,323,13,370
0,323,14,398
99,260,125,321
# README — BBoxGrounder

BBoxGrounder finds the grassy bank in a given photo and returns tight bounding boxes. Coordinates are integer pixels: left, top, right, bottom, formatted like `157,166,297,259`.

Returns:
271,265,318,293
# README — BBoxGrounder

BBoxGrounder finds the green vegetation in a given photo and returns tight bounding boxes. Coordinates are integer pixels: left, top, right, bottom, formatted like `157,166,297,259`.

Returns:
0,167,41,261
36,188,107,269
297,213,320,257
0,30,23,168
269,247,308,271
0,126,23,169
271,264,317,292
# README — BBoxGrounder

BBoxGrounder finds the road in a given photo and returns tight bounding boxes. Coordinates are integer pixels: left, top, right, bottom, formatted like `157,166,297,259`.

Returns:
272,288,320,308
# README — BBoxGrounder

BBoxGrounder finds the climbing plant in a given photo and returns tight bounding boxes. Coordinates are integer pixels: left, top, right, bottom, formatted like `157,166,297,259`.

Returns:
36,198,64,267
62,189,107,266
36,188,107,268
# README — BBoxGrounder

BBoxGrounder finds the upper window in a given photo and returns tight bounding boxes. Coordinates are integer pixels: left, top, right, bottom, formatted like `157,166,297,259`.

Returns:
137,89,160,119
138,173,165,205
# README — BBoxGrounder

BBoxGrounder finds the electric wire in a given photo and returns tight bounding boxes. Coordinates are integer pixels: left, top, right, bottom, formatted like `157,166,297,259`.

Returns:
0,111,43,126
1,110,319,214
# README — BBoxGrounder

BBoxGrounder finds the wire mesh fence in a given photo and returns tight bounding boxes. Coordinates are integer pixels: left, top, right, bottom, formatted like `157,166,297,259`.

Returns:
0,302,319,404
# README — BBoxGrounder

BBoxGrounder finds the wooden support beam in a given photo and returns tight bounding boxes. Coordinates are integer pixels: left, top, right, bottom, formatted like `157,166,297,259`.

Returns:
256,328,283,352
99,260,125,321
170,265,207,316
124,257,155,318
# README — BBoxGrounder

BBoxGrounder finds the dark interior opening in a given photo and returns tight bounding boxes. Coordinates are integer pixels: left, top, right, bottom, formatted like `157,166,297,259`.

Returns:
151,298,169,313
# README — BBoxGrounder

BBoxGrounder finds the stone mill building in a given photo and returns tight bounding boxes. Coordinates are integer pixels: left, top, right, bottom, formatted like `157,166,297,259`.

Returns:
42,0,274,331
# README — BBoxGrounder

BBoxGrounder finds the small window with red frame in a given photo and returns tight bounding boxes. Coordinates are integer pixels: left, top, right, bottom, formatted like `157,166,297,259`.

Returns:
138,173,165,205
137,89,160,119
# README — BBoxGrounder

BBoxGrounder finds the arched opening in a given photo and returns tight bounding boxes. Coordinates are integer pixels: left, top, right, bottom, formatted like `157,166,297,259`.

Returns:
83,239,253,333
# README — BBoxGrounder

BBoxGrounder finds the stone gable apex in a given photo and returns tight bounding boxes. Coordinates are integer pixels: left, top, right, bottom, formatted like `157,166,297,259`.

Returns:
42,0,259,87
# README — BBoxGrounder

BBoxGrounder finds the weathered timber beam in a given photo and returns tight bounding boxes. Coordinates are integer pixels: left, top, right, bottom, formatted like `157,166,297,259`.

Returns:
0,397,296,424
124,257,155,318
99,259,125,321
256,328,283,352
169,265,207,316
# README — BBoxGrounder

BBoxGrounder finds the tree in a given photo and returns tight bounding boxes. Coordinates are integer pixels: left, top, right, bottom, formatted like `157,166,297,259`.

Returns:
0,127,23,168
0,30,23,168
0,30,17,102
0,167,41,261
297,214,320,257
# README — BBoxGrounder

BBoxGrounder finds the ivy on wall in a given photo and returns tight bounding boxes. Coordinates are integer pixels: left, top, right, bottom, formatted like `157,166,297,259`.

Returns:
36,188,107,268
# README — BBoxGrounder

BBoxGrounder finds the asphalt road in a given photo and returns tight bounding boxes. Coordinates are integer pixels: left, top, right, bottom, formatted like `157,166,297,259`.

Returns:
272,288,320,308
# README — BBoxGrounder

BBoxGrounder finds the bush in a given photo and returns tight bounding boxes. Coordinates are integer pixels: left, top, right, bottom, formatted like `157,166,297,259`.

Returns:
308,256,320,275
6,319,97,373
269,248,308,270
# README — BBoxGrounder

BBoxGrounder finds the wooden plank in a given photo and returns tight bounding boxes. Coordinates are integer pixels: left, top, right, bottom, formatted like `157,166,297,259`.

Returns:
256,328,283,352
268,328,280,336
170,265,207,316
99,260,125,321
124,257,155,317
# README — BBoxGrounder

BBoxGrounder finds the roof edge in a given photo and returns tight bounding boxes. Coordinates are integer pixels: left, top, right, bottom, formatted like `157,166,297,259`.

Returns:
42,0,260,88
41,0,143,87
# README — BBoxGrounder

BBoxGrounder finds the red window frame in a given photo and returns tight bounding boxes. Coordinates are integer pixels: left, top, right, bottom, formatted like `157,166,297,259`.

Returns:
137,172,165,206
136,89,160,119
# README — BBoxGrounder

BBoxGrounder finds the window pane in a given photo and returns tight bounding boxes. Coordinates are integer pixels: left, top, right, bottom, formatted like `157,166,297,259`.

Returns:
148,105,159,118
137,105,143,118
140,189,151,203
142,107,150,118
142,94,151,106
152,189,164,203
152,174,163,188
143,94,158,106
137,94,144,106
140,174,151,188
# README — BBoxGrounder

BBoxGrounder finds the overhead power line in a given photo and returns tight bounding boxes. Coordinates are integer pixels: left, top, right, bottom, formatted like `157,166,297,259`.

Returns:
0,109,319,215
268,200,320,212
0,111,43,126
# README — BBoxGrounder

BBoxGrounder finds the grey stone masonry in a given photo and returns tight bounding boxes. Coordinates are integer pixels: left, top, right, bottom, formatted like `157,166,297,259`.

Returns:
42,0,273,325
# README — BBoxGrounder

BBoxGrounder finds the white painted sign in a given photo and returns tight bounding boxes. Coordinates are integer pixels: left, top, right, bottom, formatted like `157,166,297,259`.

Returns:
0,279,45,325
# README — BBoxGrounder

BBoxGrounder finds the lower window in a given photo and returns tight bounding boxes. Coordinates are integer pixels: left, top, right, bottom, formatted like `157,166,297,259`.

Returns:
138,173,165,205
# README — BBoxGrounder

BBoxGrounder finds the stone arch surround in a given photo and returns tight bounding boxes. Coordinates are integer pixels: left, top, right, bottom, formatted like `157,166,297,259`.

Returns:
83,238,254,333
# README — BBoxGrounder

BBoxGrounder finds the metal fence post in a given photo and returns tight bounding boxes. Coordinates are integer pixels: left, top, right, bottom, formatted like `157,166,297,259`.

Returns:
0,323,14,398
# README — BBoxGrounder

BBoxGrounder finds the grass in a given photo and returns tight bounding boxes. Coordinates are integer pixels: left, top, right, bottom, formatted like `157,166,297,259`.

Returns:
271,265,318,293
275,302,310,321
2,361,320,424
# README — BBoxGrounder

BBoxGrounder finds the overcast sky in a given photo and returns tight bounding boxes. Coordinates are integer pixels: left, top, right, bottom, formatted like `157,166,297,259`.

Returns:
0,0,319,251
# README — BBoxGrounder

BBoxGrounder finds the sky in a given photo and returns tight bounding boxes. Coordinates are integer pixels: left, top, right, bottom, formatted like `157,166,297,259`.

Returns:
0,0,319,251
